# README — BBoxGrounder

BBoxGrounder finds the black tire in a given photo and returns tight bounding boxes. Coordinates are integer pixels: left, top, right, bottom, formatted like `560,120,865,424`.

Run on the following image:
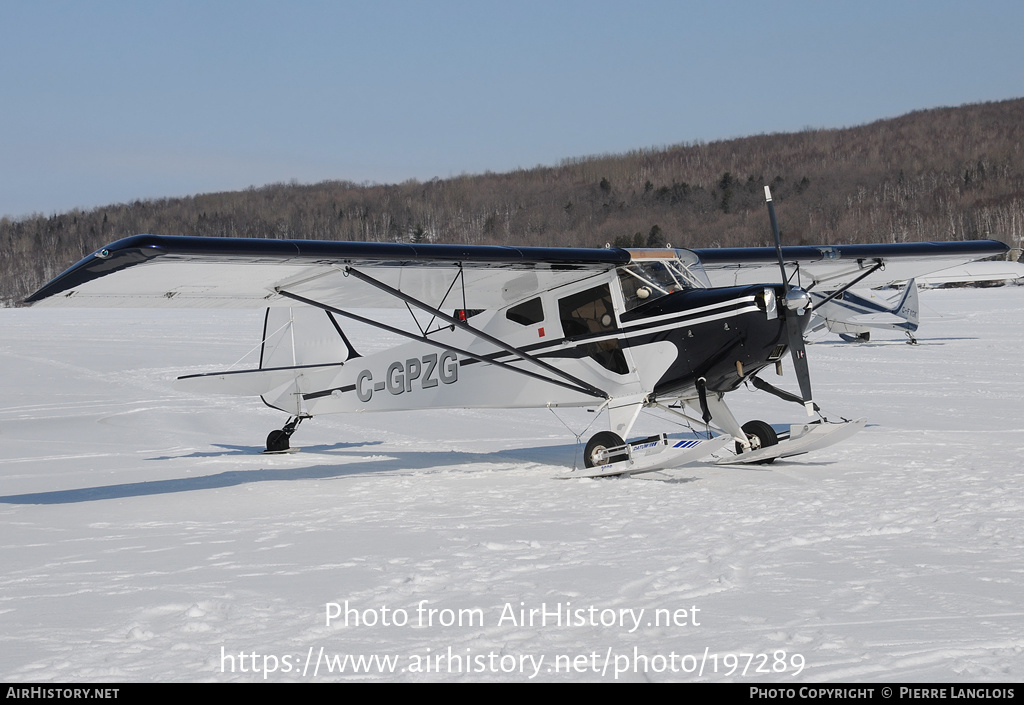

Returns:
266,429,290,452
584,431,626,468
736,420,778,464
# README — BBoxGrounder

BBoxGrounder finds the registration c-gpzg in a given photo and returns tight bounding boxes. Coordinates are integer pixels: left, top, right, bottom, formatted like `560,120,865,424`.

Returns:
355,351,459,402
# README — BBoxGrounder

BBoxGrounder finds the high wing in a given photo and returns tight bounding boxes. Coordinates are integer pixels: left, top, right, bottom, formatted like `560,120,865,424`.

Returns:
694,240,1009,290
26,235,1008,310
26,234,630,310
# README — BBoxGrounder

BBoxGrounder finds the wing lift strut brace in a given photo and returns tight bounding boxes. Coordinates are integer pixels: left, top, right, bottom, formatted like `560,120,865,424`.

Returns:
276,268,609,401
806,259,885,308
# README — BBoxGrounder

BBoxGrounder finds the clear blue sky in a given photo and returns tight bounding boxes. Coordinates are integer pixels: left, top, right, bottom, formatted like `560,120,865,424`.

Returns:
1,0,1022,218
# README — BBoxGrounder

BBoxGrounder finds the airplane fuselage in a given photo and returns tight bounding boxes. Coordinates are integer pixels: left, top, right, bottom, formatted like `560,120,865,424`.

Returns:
620,284,795,399
260,272,801,418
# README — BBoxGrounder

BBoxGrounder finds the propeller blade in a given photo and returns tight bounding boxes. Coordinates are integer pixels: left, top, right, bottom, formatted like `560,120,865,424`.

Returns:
764,186,789,292
765,186,815,415
785,311,815,415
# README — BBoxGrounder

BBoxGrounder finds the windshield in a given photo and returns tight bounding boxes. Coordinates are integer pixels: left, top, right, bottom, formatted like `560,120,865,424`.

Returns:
617,250,710,311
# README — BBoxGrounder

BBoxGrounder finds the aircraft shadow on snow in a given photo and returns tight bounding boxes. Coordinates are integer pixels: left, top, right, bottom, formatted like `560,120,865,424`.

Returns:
1,430,825,505
147,440,381,460
0,442,607,505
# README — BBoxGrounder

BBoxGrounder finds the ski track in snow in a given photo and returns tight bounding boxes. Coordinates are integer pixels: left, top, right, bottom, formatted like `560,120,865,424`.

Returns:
1,287,1022,682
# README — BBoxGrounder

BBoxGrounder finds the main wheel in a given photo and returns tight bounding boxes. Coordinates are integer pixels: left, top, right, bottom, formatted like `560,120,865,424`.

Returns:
736,419,778,464
584,431,626,468
266,429,291,452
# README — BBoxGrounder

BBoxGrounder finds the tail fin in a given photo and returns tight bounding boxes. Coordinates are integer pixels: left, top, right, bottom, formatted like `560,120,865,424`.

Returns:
260,307,358,369
892,279,919,331
256,307,359,413
175,306,358,415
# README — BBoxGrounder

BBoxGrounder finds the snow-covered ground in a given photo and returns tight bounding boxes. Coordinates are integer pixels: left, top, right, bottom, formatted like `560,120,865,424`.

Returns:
2,287,1022,682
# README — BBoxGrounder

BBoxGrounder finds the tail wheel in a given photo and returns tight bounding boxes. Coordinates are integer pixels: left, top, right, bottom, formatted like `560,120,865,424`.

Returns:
584,431,626,468
265,416,304,452
266,429,291,452
736,420,778,464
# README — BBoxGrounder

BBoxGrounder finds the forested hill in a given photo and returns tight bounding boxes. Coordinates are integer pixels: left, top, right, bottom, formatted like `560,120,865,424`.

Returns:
4,97,1023,306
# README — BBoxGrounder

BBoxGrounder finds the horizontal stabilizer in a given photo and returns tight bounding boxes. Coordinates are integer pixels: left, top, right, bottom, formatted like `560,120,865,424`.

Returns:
175,363,346,397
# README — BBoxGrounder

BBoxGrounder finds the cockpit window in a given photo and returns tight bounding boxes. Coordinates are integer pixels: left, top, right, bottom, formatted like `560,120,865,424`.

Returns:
618,253,709,311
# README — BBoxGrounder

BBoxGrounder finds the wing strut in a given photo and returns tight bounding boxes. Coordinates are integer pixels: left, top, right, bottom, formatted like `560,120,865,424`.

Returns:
335,265,610,399
807,260,884,310
276,288,609,401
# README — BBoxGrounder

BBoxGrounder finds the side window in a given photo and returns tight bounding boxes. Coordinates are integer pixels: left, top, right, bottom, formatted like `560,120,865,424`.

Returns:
558,285,617,338
506,297,544,326
558,285,628,375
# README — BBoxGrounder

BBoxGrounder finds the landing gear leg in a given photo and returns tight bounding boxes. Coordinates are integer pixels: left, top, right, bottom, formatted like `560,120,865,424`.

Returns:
698,391,750,450
694,392,779,462
266,416,306,453
905,331,918,345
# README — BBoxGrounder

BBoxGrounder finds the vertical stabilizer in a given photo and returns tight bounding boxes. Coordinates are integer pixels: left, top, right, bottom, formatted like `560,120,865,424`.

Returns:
260,307,359,370
258,307,359,414
893,279,919,331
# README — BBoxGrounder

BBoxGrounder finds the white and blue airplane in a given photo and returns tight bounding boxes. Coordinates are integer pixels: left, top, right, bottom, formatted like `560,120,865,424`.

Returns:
805,259,1024,344
808,280,920,343
26,189,1008,476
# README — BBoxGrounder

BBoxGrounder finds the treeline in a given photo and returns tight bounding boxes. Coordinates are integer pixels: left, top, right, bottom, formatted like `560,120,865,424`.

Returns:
3,98,1023,306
